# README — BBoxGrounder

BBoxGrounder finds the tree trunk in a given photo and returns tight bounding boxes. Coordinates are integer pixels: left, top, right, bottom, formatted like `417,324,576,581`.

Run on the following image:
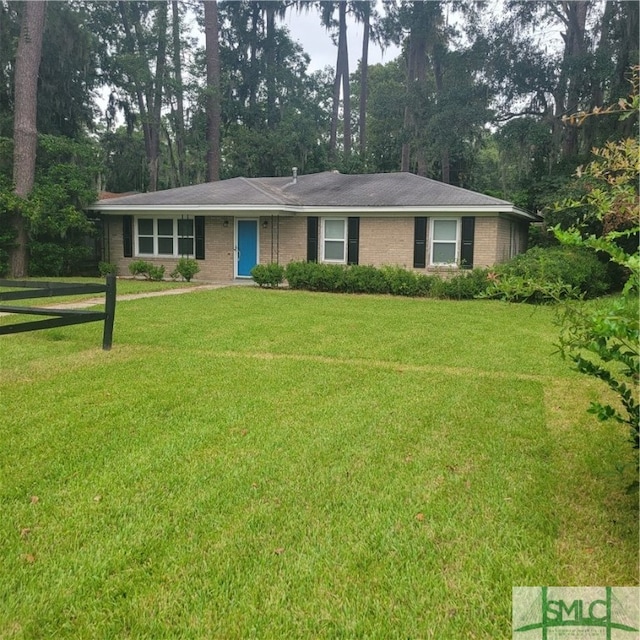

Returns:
401,42,416,173
164,125,178,188
204,0,221,182
171,0,186,186
329,66,341,163
118,2,152,163
402,4,428,174
339,1,351,159
11,0,46,277
248,3,260,120
558,0,589,158
148,0,167,192
359,5,370,160
265,3,277,129
433,46,449,183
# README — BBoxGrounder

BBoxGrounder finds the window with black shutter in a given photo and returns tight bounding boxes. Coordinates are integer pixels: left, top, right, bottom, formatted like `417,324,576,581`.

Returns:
122,215,133,258
460,217,475,269
307,217,319,262
413,217,427,268
195,216,205,260
347,217,360,265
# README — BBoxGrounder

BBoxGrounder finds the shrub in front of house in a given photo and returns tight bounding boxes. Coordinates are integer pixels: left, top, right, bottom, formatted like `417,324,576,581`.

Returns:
171,257,200,282
486,246,610,302
147,264,165,281
432,268,490,300
251,263,285,287
342,264,389,294
98,261,117,276
129,260,165,281
285,261,345,292
380,266,434,297
284,261,435,297
129,260,153,278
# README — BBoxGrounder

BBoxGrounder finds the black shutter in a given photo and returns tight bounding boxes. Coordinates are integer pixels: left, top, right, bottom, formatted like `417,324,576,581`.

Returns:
460,216,475,269
307,217,318,262
195,216,205,260
122,215,133,258
413,217,427,268
347,217,360,265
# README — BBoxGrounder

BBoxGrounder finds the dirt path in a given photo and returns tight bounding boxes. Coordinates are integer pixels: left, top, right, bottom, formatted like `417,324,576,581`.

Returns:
53,283,235,309
0,281,252,315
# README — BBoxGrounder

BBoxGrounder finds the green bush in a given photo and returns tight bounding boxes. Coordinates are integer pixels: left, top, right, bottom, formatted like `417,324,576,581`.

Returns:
284,261,435,297
129,260,165,280
147,264,166,281
432,268,490,300
170,257,200,282
486,246,610,302
251,263,285,287
129,260,154,278
282,261,305,289
29,241,91,277
0,248,8,277
285,261,344,292
380,266,433,297
342,264,388,294
98,261,117,276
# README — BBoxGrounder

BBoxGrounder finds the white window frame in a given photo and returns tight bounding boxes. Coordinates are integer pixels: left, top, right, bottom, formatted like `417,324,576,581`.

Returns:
429,218,460,267
134,216,195,258
321,217,347,264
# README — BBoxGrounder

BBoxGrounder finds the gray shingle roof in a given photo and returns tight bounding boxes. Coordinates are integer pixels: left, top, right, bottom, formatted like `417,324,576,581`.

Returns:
94,171,526,212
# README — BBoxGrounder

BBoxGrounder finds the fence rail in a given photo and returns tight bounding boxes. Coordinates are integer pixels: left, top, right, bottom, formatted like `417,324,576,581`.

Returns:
0,275,116,350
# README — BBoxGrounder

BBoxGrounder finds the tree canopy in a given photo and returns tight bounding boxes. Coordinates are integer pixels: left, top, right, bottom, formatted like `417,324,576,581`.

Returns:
0,0,637,276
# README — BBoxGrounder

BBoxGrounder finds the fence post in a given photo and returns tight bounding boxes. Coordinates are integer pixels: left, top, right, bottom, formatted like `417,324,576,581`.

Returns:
102,274,116,350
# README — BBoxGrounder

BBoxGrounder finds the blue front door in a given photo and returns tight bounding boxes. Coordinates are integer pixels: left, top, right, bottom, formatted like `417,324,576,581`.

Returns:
236,220,258,277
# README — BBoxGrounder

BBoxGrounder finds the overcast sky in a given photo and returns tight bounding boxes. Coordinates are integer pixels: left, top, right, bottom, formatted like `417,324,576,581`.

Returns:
282,9,401,73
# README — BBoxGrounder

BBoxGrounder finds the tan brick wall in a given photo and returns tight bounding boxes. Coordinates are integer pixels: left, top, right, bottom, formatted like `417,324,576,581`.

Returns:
473,217,499,268
359,216,505,272
360,217,414,268
105,215,235,281
259,216,306,266
493,217,529,264
202,217,235,280
496,217,512,264
104,213,528,281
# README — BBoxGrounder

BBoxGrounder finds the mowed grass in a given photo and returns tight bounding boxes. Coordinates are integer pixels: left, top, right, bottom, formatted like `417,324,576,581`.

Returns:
0,288,637,639
0,277,198,307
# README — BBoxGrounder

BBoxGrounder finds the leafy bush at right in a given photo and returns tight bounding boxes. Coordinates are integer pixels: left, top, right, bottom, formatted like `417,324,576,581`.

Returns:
484,246,610,302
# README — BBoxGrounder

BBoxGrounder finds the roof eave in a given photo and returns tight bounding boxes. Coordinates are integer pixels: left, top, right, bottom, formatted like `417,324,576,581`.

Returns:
91,202,537,221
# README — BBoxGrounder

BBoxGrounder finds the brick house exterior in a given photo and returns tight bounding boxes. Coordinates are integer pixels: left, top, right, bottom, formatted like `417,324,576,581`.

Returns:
91,172,535,282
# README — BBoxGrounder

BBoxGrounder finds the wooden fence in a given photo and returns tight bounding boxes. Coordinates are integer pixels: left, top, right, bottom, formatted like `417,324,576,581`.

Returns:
0,275,116,350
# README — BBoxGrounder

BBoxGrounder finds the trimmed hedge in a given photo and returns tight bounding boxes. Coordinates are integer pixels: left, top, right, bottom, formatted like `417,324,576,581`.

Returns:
251,263,285,287
282,261,486,299
257,251,610,303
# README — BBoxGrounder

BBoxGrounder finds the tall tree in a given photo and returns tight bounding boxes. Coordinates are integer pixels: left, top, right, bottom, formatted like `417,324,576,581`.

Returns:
321,0,351,163
10,0,46,277
262,1,290,129
481,1,618,163
149,0,168,191
353,0,373,161
383,0,445,175
111,1,168,192
170,0,186,186
204,0,221,181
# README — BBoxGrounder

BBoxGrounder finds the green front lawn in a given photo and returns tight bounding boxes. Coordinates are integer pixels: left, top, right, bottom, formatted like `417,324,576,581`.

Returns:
0,276,198,307
0,288,637,638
